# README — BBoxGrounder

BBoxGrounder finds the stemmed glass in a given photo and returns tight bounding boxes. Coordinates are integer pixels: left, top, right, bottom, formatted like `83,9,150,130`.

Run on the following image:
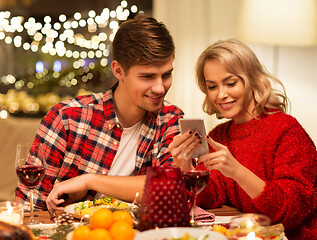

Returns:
15,143,46,224
181,154,209,225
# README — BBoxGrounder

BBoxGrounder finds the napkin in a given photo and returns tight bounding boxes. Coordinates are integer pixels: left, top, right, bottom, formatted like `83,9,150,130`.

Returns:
193,206,215,223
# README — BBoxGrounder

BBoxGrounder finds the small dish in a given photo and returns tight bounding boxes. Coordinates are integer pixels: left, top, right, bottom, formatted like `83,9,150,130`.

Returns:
64,201,133,219
134,227,227,240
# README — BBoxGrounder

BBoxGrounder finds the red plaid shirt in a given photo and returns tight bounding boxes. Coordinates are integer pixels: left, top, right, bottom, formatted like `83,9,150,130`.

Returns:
15,85,184,210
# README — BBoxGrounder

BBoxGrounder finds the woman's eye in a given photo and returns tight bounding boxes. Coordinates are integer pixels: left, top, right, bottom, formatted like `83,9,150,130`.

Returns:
207,86,216,90
227,81,237,87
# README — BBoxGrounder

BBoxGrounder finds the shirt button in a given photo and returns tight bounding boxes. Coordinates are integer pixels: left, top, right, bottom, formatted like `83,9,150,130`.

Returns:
102,170,106,174
116,123,121,128
113,141,117,145
108,124,111,128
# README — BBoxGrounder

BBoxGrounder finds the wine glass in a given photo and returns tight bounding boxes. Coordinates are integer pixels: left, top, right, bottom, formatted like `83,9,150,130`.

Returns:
15,143,46,224
181,154,209,225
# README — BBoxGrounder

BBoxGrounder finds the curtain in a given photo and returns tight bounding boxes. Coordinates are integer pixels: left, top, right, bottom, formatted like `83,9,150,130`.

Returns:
153,0,317,144
153,0,240,130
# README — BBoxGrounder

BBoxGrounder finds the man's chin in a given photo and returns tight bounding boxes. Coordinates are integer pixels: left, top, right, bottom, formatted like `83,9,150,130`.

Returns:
139,102,164,113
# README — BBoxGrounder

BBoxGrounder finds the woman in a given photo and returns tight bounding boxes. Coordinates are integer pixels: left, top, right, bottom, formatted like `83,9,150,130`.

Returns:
168,39,317,239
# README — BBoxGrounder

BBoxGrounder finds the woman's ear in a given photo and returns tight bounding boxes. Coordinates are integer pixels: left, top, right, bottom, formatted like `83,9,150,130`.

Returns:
111,60,125,80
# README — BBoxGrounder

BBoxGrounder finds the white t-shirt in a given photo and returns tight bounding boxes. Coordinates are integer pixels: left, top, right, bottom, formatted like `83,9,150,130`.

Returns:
108,121,142,176
94,121,142,199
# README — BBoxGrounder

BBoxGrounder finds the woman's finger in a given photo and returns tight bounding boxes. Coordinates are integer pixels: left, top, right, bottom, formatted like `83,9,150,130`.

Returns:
206,136,224,151
182,139,201,158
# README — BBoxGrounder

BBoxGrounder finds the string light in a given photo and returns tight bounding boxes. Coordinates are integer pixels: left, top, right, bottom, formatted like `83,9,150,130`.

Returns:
0,0,139,62
0,1,143,116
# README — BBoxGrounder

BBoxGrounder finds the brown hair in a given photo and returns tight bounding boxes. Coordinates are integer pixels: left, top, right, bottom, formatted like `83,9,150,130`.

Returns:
112,15,175,72
196,39,289,118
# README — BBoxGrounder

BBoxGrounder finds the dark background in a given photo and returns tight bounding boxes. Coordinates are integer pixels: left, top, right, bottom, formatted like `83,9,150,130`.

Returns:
3,0,152,17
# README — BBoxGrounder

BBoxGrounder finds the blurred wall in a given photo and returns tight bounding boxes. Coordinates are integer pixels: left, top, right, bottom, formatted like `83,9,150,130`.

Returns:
0,117,41,201
153,0,317,145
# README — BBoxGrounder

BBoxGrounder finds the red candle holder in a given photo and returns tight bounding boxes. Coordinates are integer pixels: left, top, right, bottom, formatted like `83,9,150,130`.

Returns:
138,166,191,231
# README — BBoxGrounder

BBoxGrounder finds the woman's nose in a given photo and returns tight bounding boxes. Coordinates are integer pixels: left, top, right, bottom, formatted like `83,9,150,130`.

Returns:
217,86,228,99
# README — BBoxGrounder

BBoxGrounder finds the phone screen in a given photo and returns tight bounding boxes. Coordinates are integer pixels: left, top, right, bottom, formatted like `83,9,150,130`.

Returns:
179,118,209,158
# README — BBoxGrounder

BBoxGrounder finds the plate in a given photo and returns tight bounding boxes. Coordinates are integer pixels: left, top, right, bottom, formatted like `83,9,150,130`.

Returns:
134,227,228,240
66,229,140,240
64,201,133,219
27,223,81,239
27,223,58,229
27,222,81,229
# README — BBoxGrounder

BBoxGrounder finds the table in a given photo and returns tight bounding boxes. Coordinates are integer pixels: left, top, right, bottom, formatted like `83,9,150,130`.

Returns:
24,205,242,225
207,205,242,216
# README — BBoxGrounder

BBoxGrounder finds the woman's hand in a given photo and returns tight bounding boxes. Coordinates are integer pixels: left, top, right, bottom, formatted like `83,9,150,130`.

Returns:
197,136,242,178
198,136,266,199
168,130,202,167
46,174,90,211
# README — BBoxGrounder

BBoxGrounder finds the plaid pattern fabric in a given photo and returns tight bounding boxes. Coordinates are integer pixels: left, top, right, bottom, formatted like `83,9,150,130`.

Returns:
15,85,184,210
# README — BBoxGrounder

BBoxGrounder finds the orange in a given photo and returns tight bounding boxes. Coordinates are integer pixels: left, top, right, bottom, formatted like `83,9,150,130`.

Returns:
89,208,114,229
88,228,112,240
109,220,134,240
72,225,91,240
112,211,133,225
212,224,228,235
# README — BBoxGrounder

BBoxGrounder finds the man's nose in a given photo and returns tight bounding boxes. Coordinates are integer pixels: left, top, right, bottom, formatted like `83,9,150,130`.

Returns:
152,78,165,94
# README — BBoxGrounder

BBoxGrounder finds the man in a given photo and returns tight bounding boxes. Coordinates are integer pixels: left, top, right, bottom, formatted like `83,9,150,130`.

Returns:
15,15,183,210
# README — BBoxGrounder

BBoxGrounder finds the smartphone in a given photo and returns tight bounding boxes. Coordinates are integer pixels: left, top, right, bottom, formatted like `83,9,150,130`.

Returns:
179,118,209,158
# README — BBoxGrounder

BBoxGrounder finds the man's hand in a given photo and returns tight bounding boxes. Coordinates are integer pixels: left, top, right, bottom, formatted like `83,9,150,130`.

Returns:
46,174,90,211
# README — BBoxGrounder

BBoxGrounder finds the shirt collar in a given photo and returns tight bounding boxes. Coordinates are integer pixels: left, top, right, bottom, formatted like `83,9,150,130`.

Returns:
103,82,160,130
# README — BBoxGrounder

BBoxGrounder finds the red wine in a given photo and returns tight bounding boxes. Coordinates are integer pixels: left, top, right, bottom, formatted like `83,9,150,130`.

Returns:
16,165,45,189
183,170,209,195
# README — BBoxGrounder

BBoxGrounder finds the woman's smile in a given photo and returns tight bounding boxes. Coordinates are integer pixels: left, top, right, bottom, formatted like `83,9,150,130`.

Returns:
218,101,236,110
204,60,256,123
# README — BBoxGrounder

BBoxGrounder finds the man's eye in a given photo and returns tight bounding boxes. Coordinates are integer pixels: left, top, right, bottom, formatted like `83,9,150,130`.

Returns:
162,73,172,80
141,75,154,79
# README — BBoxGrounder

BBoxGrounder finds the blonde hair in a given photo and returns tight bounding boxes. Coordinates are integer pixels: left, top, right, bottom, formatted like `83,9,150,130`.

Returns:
196,39,289,118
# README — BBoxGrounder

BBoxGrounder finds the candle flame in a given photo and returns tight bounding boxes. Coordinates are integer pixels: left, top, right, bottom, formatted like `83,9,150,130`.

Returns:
246,231,256,240
132,192,140,205
246,219,255,228
5,201,13,214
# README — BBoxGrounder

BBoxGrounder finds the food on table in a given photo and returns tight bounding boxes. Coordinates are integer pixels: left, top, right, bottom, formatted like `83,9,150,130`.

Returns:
72,225,91,240
89,228,112,240
162,233,209,240
112,211,134,225
90,208,114,229
73,196,130,216
109,221,134,240
212,223,285,240
71,208,134,240
0,220,34,240
212,224,228,235
29,223,75,239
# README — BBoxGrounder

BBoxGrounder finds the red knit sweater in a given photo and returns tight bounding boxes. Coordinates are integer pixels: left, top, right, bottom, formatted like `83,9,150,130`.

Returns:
196,112,317,240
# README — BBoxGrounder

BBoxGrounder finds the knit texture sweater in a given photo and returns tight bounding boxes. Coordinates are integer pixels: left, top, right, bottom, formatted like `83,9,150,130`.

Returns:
196,112,317,240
